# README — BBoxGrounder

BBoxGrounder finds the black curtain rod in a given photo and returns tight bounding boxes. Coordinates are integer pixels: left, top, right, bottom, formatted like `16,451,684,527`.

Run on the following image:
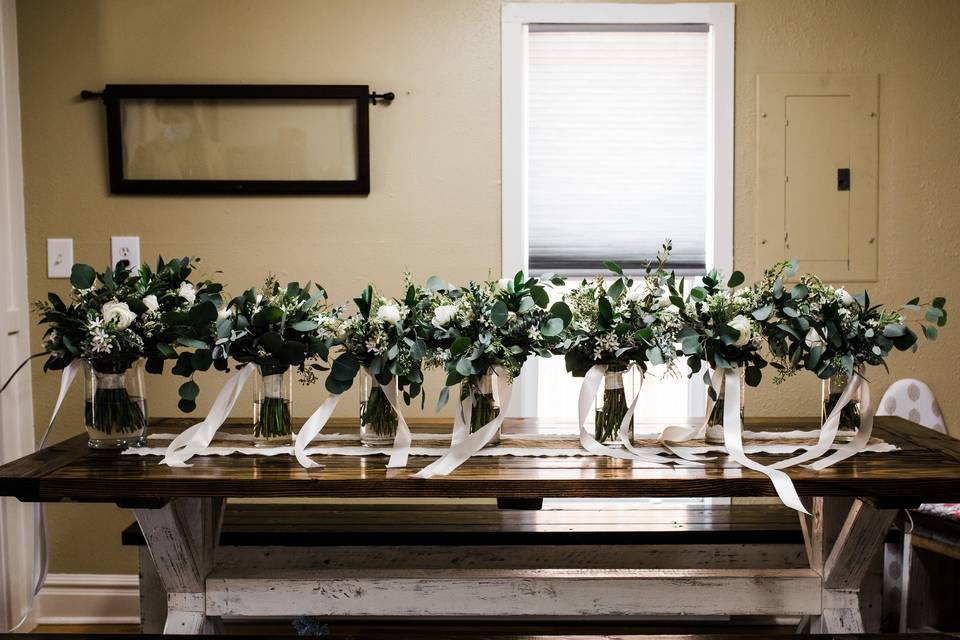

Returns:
80,88,395,104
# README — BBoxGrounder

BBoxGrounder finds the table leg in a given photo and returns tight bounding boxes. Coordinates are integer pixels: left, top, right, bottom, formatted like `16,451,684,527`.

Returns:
801,497,896,634
134,497,225,635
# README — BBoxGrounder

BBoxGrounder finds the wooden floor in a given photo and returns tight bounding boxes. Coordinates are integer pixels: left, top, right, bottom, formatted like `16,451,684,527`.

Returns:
31,622,805,636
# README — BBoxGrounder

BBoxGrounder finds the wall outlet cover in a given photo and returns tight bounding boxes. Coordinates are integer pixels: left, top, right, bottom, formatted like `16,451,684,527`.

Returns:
111,236,141,271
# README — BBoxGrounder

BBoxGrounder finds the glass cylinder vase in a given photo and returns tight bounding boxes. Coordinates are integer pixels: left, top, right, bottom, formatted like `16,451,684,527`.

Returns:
459,370,503,446
252,363,293,446
821,368,862,431
594,365,639,446
359,368,399,447
704,368,745,445
83,358,148,449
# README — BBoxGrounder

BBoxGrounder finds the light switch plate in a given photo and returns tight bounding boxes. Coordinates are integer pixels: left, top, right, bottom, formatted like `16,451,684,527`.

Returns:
111,236,141,270
47,238,74,278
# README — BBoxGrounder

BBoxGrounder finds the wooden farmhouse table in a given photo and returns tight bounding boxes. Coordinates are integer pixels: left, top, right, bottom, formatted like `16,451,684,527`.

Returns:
2,415,960,635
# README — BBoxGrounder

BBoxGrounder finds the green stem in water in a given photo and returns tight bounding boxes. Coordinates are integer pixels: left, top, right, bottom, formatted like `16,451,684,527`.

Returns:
823,392,861,430
707,396,725,427
85,388,146,435
595,386,630,443
361,386,399,438
254,397,292,440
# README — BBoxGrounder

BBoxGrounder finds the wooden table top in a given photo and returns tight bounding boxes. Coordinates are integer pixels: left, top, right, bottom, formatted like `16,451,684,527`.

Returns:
1,416,959,505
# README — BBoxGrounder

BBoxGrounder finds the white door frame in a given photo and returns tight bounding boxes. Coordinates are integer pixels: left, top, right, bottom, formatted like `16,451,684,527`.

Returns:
0,0,37,630
501,2,735,418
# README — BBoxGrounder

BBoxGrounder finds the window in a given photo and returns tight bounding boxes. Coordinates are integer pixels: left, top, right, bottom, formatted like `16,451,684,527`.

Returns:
502,3,734,420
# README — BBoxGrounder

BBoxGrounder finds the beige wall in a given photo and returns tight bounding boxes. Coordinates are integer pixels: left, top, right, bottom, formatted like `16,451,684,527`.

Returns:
16,0,960,574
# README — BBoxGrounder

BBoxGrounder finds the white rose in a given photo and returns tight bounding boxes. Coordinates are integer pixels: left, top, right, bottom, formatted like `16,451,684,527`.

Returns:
375,304,401,325
178,282,196,304
217,306,234,321
804,327,824,349
836,287,855,306
653,292,674,311
497,278,511,290
507,311,518,323
142,294,159,313
102,300,137,330
432,304,458,328
727,314,752,348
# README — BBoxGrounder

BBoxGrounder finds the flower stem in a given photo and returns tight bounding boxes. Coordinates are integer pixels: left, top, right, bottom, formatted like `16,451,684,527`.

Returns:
469,393,499,433
254,397,292,440
85,388,146,435
823,392,861,430
361,386,398,438
595,386,630,443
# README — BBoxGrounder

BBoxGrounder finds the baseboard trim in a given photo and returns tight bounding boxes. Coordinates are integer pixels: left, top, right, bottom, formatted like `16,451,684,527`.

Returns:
36,573,139,625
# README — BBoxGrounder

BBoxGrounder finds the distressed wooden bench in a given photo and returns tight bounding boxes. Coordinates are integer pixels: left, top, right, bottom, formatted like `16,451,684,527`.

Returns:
9,632,957,639
122,502,808,633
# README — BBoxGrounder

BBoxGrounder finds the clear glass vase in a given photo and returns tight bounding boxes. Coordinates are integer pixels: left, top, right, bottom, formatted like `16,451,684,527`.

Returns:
822,368,862,431
705,368,745,445
459,370,502,446
253,364,293,446
594,365,638,446
360,368,399,447
83,358,148,449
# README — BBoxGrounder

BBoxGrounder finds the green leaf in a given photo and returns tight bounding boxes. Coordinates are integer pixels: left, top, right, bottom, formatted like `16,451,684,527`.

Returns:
69,264,96,289
530,285,550,309
157,343,178,359
490,300,509,327
603,261,624,276
177,337,209,349
923,325,939,341
550,301,573,327
518,296,537,313
744,366,762,387
791,283,809,300
178,380,200,401
436,386,450,411
279,340,307,365
455,357,475,377
177,398,197,413
252,306,283,327
425,276,447,292
191,349,213,371
291,320,319,332
784,258,799,278
925,307,944,323
598,296,614,324
751,305,773,321
325,375,353,394
933,297,946,309
882,324,907,337
646,346,664,366
189,301,218,325
726,271,745,288
330,351,361,381
259,332,284,354
540,317,563,337
608,278,626,301
451,337,472,357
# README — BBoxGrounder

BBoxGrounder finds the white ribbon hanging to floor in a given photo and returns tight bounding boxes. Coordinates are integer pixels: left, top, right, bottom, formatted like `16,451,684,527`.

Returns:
161,365,254,467
414,366,512,479
578,364,695,466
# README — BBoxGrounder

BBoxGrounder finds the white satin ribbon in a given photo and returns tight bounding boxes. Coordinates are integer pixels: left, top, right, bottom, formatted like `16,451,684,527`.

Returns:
415,367,511,479
32,359,82,597
378,381,413,469
659,368,721,463
578,365,688,465
769,372,863,470
717,368,809,514
293,393,340,468
161,365,254,467
807,376,874,470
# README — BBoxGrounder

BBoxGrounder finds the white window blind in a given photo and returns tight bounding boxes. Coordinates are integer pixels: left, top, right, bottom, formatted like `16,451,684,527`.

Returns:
527,26,710,275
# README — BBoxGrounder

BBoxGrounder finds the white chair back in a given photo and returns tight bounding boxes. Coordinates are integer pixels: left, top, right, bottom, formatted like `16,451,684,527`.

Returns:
877,378,946,434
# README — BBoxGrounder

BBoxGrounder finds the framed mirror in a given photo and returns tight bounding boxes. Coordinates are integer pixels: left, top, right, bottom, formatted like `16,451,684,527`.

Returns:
93,84,370,195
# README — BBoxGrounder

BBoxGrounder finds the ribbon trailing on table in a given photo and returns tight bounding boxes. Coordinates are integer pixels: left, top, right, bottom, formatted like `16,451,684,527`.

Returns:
768,370,865,471
293,393,341,469
578,365,692,465
161,365,254,467
414,366,511,479
657,369,721,464
377,380,413,468
808,375,875,471
31,359,82,597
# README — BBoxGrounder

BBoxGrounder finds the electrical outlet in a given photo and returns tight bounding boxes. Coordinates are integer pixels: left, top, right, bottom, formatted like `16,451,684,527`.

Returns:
111,236,141,271
47,238,74,278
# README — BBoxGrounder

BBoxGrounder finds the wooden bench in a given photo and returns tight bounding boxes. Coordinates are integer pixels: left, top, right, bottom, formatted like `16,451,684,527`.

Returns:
124,502,812,632
12,632,957,639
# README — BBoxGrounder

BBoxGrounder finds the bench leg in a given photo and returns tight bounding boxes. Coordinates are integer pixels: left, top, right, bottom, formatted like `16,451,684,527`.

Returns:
134,497,225,635
802,497,896,634
139,546,167,633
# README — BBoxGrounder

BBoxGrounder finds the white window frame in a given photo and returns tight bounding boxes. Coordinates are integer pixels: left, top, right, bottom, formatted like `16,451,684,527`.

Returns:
501,2,735,418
